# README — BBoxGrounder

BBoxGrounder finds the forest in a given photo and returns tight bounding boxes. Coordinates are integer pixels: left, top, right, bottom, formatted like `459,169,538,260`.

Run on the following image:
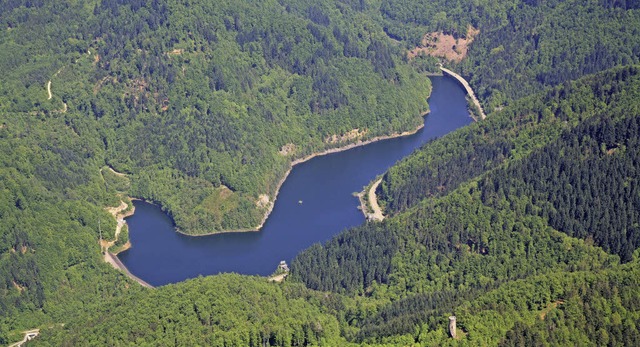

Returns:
291,66,640,345
2,0,640,346
0,0,431,234
379,0,640,110
8,64,637,347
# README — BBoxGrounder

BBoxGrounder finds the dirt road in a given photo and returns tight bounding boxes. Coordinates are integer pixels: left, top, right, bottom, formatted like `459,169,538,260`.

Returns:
367,179,385,221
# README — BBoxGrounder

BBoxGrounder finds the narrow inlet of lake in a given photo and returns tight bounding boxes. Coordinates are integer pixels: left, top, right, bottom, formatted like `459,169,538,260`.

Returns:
118,76,473,286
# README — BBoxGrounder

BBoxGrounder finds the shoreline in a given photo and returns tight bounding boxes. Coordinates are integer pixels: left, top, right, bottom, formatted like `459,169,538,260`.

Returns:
176,116,428,237
361,178,384,221
104,251,154,288
439,66,487,120
106,120,427,284
101,200,135,253
357,177,384,221
101,197,152,287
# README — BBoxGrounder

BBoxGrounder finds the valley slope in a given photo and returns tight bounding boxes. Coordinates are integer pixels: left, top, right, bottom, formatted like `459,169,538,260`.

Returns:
2,0,640,346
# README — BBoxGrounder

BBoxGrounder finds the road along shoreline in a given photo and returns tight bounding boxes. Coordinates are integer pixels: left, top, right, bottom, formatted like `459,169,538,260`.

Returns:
439,66,486,120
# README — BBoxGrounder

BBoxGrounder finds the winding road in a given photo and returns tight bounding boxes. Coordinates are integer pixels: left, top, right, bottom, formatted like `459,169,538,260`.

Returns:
45,79,67,112
9,329,39,347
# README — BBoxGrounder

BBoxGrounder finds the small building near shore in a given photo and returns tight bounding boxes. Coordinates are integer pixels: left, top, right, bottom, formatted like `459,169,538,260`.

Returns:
277,260,290,272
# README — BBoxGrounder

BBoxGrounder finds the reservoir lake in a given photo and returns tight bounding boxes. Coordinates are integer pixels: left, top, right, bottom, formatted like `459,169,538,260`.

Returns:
118,76,473,286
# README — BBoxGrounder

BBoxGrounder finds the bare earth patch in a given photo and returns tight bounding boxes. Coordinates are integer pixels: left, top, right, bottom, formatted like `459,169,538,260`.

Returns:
606,144,622,155
540,300,564,320
160,98,170,111
102,200,135,253
46,81,52,100
12,280,25,292
257,194,270,208
268,273,288,282
167,48,184,55
279,143,296,156
325,128,368,144
218,185,233,199
408,25,479,63
367,179,384,221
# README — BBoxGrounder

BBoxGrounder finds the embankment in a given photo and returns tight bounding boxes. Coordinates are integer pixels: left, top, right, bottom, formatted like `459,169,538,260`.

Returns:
104,251,154,288
439,66,486,120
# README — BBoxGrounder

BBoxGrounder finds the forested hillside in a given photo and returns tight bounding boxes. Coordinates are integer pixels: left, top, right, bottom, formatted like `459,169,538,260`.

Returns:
13,66,639,347
379,66,639,215
0,0,430,342
32,275,347,346
379,0,640,110
3,0,640,346
0,0,430,234
291,67,640,345
299,66,640,294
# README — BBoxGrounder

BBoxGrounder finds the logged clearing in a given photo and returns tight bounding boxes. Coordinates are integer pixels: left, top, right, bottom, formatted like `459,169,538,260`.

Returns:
279,143,296,156
408,26,479,62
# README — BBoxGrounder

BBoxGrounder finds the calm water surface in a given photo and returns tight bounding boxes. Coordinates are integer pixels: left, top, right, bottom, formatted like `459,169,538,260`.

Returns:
118,76,472,286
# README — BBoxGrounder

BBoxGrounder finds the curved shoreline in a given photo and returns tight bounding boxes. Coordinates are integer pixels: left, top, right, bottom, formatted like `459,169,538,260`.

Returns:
175,118,427,237
112,120,422,284
439,66,486,120
102,199,153,287
357,177,385,221
105,251,154,288
367,178,385,221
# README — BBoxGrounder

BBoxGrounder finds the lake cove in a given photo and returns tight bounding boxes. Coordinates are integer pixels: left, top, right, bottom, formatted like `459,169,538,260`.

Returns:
118,76,473,286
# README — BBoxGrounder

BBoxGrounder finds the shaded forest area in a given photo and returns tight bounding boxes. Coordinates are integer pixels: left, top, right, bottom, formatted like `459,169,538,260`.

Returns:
291,67,640,345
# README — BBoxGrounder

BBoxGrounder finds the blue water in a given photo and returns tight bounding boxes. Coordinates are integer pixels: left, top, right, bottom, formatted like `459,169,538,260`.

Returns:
118,76,472,286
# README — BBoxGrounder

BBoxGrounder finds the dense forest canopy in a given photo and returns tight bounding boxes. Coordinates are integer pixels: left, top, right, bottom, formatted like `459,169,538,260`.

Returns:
0,0,431,234
380,0,640,109
2,0,640,345
291,66,640,345
12,65,640,347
